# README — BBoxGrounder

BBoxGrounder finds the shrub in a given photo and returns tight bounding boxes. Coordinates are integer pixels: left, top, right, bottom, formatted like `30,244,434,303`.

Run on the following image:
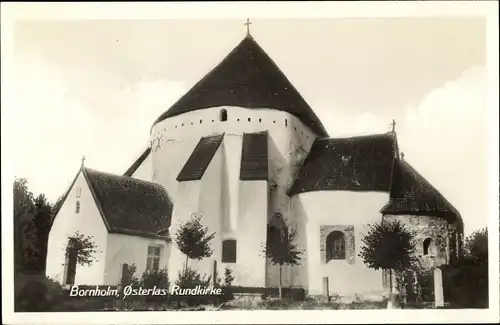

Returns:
15,273,65,312
138,268,169,303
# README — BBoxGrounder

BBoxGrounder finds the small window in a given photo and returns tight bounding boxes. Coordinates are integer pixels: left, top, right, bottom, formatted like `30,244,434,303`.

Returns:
222,240,236,263
423,238,433,256
146,245,161,271
75,201,80,214
285,119,288,127
220,109,228,122
237,118,240,121
248,118,251,122
273,120,276,124
259,118,262,122
181,123,184,126
326,231,346,261
75,187,82,198
200,120,202,124
191,122,193,125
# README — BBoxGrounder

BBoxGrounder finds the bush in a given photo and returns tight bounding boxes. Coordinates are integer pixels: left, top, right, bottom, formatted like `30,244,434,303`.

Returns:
442,257,488,308
15,273,65,312
171,267,216,307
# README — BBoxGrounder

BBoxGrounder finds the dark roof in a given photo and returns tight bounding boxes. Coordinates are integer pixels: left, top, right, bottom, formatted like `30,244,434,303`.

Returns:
288,133,397,195
124,147,151,177
380,159,461,223
152,35,328,137
240,132,268,181
177,134,224,182
83,168,173,240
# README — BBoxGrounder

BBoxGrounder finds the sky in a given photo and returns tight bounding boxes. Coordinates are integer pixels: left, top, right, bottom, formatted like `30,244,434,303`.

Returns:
11,18,489,235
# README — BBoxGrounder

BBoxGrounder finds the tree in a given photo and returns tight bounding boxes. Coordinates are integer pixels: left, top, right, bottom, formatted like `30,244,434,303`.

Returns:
173,213,216,271
464,228,488,263
14,178,52,274
65,231,98,266
359,220,417,297
261,219,304,298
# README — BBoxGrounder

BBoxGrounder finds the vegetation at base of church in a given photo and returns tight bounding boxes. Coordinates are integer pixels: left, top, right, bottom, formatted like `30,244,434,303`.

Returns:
65,231,99,266
358,220,417,296
261,216,304,299
442,227,488,308
15,273,66,312
223,266,235,287
173,213,216,271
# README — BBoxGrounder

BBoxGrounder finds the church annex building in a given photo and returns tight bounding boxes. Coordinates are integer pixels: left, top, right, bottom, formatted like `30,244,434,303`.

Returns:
46,32,463,299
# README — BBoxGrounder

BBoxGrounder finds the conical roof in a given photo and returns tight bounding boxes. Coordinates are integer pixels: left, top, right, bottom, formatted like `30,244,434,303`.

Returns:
153,35,328,137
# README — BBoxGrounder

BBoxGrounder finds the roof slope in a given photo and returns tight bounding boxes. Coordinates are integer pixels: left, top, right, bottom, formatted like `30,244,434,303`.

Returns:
380,159,461,222
240,132,268,181
288,133,397,195
124,147,151,177
83,168,173,239
177,134,224,181
152,35,328,137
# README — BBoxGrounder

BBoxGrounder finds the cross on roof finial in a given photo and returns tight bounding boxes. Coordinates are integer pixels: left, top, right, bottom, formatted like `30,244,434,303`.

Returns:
391,119,396,133
81,155,86,167
244,18,252,36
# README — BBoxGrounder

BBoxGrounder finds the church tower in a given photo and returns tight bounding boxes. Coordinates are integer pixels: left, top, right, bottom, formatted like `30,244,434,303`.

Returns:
148,26,327,286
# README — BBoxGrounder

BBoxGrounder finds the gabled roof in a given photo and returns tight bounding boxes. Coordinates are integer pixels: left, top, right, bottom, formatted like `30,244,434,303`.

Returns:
124,147,151,177
288,133,397,195
380,159,461,223
152,35,328,137
83,168,173,240
177,134,224,182
240,132,268,181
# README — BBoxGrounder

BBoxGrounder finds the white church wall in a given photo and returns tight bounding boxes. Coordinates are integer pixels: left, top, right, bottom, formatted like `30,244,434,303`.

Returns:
104,233,171,285
131,150,153,182
150,106,316,203
233,180,268,287
168,180,202,282
46,171,108,285
152,106,318,288
293,191,389,299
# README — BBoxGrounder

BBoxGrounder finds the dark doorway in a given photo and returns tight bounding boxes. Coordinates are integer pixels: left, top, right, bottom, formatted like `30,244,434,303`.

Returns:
65,242,77,285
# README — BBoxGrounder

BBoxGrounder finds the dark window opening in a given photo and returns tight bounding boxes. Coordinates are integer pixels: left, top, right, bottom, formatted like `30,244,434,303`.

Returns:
181,123,184,126
248,118,251,122
220,109,228,122
200,120,202,124
285,119,288,127
75,201,80,213
423,238,432,256
259,118,262,122
326,231,346,261
222,239,236,263
273,120,276,123
191,122,193,125
237,118,240,121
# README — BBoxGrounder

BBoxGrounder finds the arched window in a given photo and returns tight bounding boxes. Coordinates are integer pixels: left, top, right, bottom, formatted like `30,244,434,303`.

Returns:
75,201,80,214
220,109,228,122
222,239,236,263
423,238,433,256
326,231,346,261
